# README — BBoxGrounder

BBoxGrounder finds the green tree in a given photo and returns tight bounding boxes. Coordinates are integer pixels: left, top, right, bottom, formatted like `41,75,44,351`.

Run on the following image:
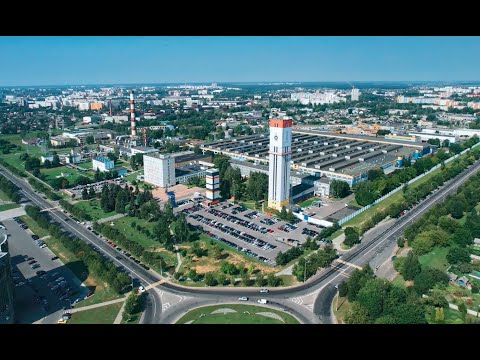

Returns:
345,302,371,324
401,251,422,281
356,278,389,320
43,159,52,168
344,227,360,247
446,246,471,265
204,272,217,286
85,135,95,144
172,214,191,243
347,265,375,302
354,181,378,206
52,154,60,167
338,281,348,297
124,292,141,315
330,180,350,198
413,268,449,295
458,302,467,322
449,200,465,219
391,303,427,324
217,273,227,286
81,188,89,200
450,228,473,248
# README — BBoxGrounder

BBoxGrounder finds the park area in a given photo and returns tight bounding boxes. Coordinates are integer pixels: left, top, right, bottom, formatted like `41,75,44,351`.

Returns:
73,199,117,221
176,304,300,324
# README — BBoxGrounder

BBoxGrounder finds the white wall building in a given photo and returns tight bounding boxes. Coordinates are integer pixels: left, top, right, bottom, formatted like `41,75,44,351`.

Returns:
92,156,114,172
268,117,292,211
351,88,360,101
143,153,175,187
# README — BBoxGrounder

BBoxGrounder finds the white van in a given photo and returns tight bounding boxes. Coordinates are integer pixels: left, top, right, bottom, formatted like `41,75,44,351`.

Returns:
258,299,267,304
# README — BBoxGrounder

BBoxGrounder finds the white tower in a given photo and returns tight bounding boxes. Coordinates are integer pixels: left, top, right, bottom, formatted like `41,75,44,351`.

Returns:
268,117,292,211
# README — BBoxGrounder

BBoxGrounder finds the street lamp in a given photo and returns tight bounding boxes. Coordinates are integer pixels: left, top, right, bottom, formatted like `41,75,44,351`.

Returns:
304,258,310,283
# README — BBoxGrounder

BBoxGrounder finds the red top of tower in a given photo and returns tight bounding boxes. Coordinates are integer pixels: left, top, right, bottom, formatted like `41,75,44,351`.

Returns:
269,118,292,128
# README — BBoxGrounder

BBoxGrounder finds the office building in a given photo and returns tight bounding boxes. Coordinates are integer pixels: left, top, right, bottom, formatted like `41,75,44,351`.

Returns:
143,153,175,187
351,88,360,101
92,156,114,172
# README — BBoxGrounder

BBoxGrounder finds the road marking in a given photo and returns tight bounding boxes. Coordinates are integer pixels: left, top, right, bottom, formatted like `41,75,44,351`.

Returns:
41,206,60,212
335,259,362,270
145,279,165,290
162,303,171,312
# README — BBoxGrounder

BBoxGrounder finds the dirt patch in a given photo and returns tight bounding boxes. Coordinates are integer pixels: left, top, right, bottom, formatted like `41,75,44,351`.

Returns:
194,264,217,273
405,280,414,287
226,252,277,273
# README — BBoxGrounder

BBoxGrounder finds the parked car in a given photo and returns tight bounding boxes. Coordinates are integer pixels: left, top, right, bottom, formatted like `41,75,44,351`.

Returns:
238,296,248,301
258,299,268,304
51,256,59,261
259,288,269,293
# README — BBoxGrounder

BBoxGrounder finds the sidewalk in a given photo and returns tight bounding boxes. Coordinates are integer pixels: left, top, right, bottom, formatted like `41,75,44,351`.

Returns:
71,297,126,313
98,213,127,224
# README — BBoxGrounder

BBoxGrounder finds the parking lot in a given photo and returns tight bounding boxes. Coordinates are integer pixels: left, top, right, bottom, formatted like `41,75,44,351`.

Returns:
179,200,328,264
4,218,89,324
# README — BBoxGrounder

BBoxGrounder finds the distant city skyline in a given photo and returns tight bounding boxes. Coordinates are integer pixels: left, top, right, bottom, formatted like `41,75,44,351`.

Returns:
1,36,480,86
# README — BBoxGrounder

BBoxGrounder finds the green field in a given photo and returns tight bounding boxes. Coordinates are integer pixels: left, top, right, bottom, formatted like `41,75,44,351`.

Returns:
0,203,20,212
0,190,12,201
419,246,450,271
40,166,90,183
299,197,320,208
391,274,407,288
76,162,93,169
68,302,123,324
111,216,159,249
73,199,116,221
176,304,300,324
124,171,141,183
20,215,50,238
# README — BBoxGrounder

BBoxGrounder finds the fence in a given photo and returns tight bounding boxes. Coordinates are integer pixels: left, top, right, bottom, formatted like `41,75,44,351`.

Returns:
338,142,480,226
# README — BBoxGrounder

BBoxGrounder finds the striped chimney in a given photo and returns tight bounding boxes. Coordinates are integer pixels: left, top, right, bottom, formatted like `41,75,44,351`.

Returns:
130,90,136,138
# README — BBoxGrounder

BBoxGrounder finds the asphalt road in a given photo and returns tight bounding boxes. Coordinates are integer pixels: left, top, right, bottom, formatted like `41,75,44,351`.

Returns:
2,158,479,324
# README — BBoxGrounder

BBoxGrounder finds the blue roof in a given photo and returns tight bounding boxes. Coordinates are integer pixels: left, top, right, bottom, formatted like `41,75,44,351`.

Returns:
94,156,113,163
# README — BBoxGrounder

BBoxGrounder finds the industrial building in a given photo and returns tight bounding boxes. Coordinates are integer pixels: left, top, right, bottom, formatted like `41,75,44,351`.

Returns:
92,156,114,172
143,153,176,188
0,235,14,324
268,117,293,211
201,130,430,186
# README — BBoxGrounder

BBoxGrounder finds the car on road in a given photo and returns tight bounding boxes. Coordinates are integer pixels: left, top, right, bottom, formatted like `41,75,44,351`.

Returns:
57,319,68,324
51,256,59,261
115,256,122,260
259,288,269,293
258,299,268,304
138,286,146,293
31,235,40,240
238,296,248,301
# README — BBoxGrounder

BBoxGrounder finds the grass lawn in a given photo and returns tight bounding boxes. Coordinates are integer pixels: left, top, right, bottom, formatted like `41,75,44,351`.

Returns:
240,200,258,210
277,274,297,286
68,302,123,324
457,216,467,225
20,215,50,238
332,295,350,324
0,189,13,201
111,216,158,249
73,199,117,220
299,197,320,208
176,304,300,324
76,161,93,169
343,151,470,229
419,246,450,271
40,166,89,184
326,229,343,241
0,203,20,212
124,171,141,183
391,274,407,288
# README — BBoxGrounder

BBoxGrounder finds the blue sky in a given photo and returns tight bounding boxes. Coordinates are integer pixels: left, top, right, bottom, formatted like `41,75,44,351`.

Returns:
0,36,479,86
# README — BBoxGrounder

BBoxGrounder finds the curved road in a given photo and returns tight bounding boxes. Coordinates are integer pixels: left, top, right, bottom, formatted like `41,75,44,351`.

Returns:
2,158,479,324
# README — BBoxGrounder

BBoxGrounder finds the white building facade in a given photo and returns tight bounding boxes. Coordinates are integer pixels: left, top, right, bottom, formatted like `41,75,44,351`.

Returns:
143,153,175,188
268,117,292,211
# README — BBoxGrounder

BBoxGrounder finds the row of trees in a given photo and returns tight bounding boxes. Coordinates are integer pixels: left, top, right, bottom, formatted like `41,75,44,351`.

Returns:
25,205,131,293
213,155,269,202
292,245,338,282
275,237,319,266
0,174,21,203
353,136,479,206
356,146,480,238
0,139,18,154
27,177,61,200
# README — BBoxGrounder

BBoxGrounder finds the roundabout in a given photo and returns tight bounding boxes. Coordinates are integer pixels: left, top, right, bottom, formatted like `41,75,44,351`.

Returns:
176,303,301,324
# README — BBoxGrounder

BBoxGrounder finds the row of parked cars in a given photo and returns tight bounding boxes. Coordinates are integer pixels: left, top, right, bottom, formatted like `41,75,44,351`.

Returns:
190,213,276,259
207,208,272,235
194,225,273,265
278,223,298,233
302,227,319,237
